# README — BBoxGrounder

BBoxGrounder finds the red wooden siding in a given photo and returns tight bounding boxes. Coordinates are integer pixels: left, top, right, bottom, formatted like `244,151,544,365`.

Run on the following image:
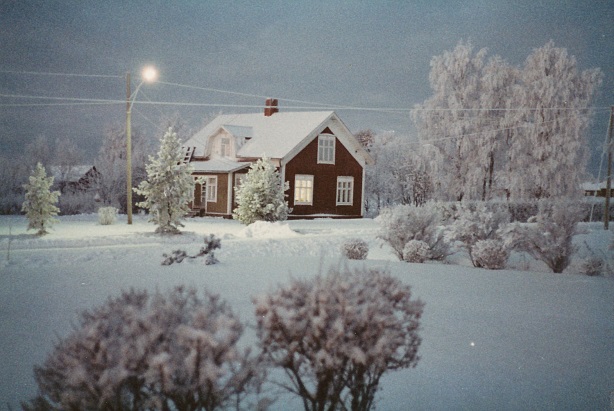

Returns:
285,132,363,217
192,173,230,216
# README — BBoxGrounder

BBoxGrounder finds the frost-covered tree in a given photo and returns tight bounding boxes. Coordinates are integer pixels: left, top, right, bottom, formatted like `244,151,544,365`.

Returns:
413,40,601,202
95,124,152,212
0,154,29,214
503,201,582,273
233,157,289,225
364,132,432,214
135,128,194,234
354,129,375,149
26,287,261,411
508,41,602,200
445,202,510,268
22,163,60,236
254,266,423,411
377,203,449,261
412,41,489,201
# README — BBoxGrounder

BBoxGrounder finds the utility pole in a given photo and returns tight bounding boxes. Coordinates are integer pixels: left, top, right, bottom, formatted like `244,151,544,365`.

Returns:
605,106,613,230
126,72,133,225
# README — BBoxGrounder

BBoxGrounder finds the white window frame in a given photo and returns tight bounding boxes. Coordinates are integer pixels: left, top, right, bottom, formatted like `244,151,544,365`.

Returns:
294,174,314,205
220,137,231,157
205,176,217,202
317,134,335,164
336,176,354,206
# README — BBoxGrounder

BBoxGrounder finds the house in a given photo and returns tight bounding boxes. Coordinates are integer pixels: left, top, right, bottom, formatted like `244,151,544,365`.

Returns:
50,165,101,194
182,100,373,219
582,181,613,198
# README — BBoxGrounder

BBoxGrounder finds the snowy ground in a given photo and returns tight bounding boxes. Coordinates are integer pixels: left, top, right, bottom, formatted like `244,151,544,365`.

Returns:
0,214,613,410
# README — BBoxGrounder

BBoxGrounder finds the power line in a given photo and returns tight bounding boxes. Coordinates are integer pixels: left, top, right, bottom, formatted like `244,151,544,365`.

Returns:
1,92,610,114
0,69,123,79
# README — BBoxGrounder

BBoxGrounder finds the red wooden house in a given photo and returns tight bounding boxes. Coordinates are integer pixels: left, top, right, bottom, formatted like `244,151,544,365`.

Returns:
182,101,373,219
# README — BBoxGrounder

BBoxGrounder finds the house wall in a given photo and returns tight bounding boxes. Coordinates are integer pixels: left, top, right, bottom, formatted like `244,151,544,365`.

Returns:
285,131,363,218
193,173,231,216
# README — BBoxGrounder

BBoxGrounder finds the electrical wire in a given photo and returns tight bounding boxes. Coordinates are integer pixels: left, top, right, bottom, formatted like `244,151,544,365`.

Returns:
0,69,123,78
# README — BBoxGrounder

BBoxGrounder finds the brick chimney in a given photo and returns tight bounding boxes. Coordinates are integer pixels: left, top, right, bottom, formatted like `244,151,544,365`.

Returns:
264,98,279,117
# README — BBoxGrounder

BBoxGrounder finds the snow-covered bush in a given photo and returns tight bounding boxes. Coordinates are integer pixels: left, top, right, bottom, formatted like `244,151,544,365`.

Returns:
26,287,260,410
472,239,509,270
340,238,369,260
446,202,510,267
233,157,289,225
581,256,603,277
134,128,194,234
162,234,221,265
22,162,60,236
97,206,118,225
503,201,582,273
254,266,424,411
402,240,430,263
377,203,449,261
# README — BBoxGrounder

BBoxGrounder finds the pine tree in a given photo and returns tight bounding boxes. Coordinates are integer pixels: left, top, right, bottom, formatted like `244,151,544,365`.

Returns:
134,128,194,234
233,157,289,225
22,162,60,236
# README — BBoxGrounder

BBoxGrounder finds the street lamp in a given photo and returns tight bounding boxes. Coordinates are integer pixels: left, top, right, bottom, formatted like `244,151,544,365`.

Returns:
126,66,157,224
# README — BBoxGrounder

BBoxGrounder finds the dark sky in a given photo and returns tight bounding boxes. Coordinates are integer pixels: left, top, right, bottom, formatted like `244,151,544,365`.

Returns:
1,0,612,175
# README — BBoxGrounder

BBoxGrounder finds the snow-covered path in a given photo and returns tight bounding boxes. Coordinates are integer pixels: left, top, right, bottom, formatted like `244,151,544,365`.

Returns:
1,215,613,410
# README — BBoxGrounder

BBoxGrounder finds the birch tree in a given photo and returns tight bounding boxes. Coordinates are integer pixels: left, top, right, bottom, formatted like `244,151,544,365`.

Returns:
412,41,488,201
508,41,602,200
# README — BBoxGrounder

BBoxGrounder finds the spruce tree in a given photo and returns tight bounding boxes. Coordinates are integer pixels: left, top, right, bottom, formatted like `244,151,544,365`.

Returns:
134,128,194,234
22,162,60,236
233,157,289,225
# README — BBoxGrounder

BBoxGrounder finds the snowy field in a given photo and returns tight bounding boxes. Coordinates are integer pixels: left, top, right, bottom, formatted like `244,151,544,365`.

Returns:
1,214,613,410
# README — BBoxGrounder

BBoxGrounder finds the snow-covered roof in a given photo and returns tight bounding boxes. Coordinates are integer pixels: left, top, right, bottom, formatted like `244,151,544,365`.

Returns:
185,111,337,159
190,158,250,173
581,181,608,190
222,125,253,139
184,111,373,166
50,165,95,182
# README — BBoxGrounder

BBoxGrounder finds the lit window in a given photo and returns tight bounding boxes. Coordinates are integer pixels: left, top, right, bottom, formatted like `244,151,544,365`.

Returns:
203,176,217,202
317,134,335,164
336,176,354,205
294,175,314,205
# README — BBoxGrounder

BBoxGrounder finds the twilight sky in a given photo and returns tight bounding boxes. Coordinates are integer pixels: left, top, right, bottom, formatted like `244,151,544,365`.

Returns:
1,1,612,175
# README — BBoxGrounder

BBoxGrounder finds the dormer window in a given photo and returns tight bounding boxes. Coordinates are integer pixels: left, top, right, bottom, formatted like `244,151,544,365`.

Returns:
220,138,230,157
317,134,335,164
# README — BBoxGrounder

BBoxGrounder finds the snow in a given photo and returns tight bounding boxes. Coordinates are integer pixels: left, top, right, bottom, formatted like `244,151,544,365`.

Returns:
1,214,613,409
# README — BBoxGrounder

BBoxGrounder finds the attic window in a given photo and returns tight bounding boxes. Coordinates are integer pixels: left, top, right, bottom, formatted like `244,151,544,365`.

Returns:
220,138,230,157
317,134,335,164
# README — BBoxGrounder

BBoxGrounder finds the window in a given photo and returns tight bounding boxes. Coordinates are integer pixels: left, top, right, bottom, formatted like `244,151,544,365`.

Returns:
203,176,217,202
336,176,354,206
220,138,230,157
294,175,314,205
234,173,246,189
317,134,335,164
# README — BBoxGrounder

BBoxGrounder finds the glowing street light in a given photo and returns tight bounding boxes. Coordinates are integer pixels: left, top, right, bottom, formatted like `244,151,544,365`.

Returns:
126,66,157,224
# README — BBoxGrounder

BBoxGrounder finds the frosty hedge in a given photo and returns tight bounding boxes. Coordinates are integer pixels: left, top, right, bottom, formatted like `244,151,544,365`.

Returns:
25,287,261,411
254,266,424,411
26,267,424,411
